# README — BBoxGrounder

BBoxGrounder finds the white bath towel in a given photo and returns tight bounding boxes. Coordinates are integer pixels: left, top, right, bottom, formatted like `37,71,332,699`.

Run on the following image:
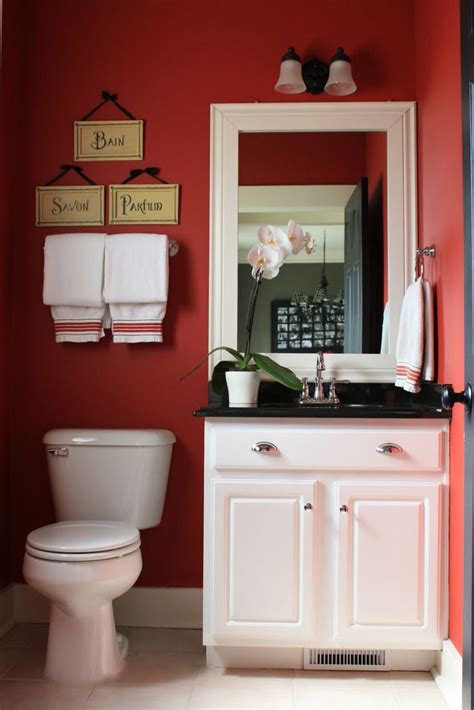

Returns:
422,280,435,382
395,276,435,393
43,233,107,343
50,306,107,343
104,234,169,343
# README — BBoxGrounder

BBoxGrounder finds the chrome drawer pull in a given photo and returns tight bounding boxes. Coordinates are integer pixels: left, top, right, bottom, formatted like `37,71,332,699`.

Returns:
340,504,349,513
304,503,313,511
376,443,403,455
251,441,278,453
47,447,69,457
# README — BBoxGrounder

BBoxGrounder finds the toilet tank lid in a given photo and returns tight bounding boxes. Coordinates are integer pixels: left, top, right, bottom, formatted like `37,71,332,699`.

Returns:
43,429,176,447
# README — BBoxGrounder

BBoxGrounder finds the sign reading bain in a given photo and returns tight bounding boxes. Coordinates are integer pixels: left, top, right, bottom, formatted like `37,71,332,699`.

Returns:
74,120,144,161
36,186,105,226
109,184,179,225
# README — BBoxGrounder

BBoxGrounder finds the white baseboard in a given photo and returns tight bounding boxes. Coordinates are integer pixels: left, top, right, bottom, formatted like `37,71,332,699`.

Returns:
207,646,436,671
432,639,462,710
0,585,15,637
13,584,203,629
207,645,304,669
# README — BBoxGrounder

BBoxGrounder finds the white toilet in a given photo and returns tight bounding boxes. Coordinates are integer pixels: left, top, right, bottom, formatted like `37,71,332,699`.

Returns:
23,428,175,684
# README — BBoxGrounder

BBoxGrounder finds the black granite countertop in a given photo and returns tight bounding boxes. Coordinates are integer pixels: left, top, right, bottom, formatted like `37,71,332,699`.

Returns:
194,382,451,419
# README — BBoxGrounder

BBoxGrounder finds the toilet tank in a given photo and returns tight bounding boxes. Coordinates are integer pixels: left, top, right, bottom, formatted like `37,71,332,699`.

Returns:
43,429,176,529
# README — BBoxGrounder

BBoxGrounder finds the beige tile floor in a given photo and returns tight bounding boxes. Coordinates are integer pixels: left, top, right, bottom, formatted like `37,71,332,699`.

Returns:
0,624,450,709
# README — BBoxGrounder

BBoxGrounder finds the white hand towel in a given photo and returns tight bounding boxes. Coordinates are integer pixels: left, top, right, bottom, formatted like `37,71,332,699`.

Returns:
422,280,435,382
395,278,424,393
43,233,107,343
43,233,106,306
104,234,169,343
380,302,390,354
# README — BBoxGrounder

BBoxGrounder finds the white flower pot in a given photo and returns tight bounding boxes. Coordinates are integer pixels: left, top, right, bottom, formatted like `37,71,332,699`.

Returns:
225,370,261,407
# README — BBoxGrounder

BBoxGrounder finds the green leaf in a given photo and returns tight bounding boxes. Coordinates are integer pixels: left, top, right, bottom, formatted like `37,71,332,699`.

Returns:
252,353,301,391
180,346,245,380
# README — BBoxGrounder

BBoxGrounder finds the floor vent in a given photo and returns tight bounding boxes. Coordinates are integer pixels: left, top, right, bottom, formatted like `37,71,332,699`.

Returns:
304,648,388,671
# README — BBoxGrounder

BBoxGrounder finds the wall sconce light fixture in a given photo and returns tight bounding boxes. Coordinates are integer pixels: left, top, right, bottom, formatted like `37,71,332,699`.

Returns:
274,46,357,96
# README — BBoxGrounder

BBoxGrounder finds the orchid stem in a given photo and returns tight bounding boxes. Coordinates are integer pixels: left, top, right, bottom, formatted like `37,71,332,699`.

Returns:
244,268,263,358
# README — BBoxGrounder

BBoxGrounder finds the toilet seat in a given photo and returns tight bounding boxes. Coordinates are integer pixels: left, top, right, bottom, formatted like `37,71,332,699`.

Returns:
26,521,141,562
25,539,141,562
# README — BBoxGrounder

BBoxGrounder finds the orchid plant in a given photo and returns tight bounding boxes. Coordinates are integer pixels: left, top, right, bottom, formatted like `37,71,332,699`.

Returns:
182,220,315,393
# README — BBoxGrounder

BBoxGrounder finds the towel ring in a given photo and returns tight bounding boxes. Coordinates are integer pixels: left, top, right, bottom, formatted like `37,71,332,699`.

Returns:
415,252,425,279
414,244,436,279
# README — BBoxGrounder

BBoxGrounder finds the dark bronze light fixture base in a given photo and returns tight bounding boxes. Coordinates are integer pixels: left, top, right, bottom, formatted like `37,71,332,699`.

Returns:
302,58,329,94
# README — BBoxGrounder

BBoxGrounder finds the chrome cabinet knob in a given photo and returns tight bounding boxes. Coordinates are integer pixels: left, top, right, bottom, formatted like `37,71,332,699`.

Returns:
340,504,348,513
304,503,313,511
376,443,403,455
251,441,278,453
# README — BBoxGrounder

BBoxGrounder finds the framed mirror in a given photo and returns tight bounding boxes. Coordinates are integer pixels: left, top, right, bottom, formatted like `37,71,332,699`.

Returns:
209,102,417,382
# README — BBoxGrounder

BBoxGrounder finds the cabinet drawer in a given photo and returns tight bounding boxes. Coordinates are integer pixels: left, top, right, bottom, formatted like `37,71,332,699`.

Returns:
211,425,443,472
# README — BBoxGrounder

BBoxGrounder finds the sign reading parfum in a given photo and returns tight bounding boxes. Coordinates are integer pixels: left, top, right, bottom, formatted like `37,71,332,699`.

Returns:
109,184,179,224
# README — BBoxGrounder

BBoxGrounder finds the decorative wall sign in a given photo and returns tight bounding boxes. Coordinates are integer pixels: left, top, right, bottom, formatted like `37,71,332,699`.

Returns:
36,185,105,226
74,120,144,161
109,184,179,225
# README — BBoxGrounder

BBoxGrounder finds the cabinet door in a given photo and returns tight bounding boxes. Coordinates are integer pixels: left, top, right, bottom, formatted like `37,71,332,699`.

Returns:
210,480,316,645
335,482,443,648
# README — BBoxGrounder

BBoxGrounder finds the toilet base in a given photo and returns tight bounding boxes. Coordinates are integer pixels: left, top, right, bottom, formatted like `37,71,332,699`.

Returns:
45,602,124,684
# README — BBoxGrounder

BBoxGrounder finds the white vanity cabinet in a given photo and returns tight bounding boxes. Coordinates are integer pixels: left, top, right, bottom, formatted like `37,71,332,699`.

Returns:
334,481,443,647
211,479,317,644
203,418,449,656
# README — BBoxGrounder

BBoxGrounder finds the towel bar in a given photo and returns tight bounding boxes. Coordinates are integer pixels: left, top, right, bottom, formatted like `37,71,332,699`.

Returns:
169,240,179,257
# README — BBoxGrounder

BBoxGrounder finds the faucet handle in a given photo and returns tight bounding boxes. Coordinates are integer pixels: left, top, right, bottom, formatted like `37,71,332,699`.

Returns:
299,377,310,404
328,377,340,405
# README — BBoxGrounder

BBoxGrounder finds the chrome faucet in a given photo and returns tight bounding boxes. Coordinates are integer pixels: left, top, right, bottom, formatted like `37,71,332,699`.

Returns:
298,352,348,405
314,351,326,401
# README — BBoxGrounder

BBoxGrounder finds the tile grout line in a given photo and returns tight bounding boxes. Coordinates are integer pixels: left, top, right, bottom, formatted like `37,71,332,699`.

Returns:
81,683,97,709
186,662,202,710
291,668,296,709
393,686,403,708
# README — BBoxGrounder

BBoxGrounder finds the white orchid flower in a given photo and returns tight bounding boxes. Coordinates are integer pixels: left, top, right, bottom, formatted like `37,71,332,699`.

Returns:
247,244,282,280
257,225,292,258
287,219,306,254
304,232,316,254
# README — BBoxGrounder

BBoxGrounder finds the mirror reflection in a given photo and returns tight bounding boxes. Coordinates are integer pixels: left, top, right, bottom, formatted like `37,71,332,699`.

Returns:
237,132,387,355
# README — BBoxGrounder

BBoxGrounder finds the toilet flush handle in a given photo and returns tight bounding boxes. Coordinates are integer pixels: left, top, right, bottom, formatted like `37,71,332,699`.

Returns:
47,447,69,457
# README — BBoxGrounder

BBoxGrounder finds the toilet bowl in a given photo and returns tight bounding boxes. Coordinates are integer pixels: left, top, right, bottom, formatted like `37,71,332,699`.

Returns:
23,521,142,684
23,429,175,684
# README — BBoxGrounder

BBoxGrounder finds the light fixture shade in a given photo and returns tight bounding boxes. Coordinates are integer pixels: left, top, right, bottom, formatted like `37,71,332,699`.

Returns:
324,47,357,96
274,47,306,94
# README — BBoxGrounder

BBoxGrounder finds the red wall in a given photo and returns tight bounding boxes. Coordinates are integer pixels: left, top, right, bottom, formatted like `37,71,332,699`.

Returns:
415,0,464,653
0,78,10,590
239,132,367,185
3,0,417,587
0,0,24,589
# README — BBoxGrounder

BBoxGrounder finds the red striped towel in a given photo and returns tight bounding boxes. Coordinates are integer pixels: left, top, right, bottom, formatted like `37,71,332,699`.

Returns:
395,277,434,393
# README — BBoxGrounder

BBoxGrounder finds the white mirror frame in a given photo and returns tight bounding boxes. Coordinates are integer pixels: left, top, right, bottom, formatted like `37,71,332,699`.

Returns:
209,102,417,382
